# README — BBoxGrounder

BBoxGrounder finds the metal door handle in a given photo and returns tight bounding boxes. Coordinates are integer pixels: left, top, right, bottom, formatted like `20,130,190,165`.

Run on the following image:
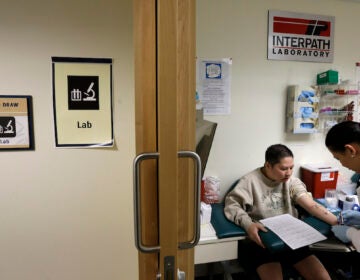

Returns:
133,152,161,253
177,151,201,249
133,151,201,253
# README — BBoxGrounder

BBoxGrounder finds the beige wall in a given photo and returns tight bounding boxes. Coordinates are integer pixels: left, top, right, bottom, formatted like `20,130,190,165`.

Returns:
0,0,137,279
197,0,360,197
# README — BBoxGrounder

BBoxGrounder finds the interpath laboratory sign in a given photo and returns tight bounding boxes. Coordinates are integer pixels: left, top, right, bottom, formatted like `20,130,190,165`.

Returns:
268,10,335,63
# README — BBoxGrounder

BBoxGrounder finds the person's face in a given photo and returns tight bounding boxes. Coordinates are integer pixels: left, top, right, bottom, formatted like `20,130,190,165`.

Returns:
265,156,294,182
329,149,360,173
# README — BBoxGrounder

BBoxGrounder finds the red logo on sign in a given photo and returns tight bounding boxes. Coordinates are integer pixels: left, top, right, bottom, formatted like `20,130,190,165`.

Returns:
273,16,331,37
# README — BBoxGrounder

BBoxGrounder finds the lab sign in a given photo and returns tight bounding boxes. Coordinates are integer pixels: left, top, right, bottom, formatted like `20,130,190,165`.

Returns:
52,57,113,148
268,10,335,63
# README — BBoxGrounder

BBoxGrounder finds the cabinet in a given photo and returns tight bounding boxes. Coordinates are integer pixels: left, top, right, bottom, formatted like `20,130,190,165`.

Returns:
318,83,360,132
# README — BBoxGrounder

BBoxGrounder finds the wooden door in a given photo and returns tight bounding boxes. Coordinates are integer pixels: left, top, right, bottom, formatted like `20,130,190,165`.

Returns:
134,0,197,279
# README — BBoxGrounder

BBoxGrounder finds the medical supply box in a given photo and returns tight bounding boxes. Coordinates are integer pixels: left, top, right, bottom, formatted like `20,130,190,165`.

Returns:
316,70,339,85
300,164,339,198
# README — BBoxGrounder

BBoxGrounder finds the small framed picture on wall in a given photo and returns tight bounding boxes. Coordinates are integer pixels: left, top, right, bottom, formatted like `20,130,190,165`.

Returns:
0,95,34,150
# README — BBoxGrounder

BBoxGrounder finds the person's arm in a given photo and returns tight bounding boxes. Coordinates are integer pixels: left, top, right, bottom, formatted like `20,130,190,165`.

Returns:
296,194,338,225
224,181,254,230
224,178,267,246
246,222,267,248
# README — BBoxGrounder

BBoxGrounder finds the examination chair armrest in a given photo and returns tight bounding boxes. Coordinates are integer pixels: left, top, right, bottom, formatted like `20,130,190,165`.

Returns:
259,230,290,253
210,203,332,253
210,203,246,238
303,216,331,236
210,203,289,252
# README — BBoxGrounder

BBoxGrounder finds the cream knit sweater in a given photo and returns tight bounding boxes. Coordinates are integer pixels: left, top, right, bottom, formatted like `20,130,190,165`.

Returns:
224,167,308,231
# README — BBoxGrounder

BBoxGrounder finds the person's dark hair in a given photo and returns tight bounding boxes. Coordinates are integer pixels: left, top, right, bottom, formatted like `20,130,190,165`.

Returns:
325,121,360,152
265,144,293,166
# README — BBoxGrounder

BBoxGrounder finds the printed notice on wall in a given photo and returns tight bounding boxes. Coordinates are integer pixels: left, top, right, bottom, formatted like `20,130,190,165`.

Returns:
196,58,232,115
0,95,34,150
268,10,335,63
52,57,113,148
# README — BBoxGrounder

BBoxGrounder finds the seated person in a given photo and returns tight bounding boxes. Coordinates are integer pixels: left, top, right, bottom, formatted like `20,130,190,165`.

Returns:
224,144,338,280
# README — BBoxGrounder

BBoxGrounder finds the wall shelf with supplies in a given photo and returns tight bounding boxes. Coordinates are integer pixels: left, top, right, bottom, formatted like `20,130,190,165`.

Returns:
318,83,359,132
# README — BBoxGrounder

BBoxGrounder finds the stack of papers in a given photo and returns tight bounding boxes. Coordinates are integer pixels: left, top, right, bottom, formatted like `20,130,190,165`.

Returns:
260,214,327,250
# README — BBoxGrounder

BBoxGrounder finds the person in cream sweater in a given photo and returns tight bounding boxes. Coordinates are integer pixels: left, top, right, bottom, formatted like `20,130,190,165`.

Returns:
224,144,337,280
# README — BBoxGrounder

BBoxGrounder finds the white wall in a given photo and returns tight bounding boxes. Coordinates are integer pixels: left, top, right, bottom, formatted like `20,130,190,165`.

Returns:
0,0,137,279
197,0,360,197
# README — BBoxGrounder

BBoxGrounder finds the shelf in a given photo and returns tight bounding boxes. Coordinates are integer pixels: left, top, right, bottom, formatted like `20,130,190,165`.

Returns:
319,111,351,117
317,84,359,132
320,93,359,100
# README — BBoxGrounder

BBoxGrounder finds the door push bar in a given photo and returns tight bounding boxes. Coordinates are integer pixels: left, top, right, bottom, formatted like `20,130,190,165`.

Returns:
178,151,201,250
133,152,160,253
133,151,201,253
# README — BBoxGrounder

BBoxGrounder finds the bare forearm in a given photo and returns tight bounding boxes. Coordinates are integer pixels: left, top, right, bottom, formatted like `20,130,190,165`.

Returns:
308,202,338,225
298,195,338,225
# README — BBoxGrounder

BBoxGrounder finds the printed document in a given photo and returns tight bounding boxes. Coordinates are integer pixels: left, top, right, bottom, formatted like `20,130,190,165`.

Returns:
197,58,232,115
260,214,326,250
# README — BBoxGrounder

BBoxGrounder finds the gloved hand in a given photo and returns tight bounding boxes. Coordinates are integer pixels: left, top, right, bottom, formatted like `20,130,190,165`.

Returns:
342,210,360,226
332,225,351,243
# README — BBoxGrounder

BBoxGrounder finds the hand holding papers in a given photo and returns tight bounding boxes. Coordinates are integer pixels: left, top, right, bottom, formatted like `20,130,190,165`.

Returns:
260,214,327,250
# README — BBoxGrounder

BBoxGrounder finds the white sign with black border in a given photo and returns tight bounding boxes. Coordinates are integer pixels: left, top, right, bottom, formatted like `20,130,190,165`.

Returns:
52,57,113,148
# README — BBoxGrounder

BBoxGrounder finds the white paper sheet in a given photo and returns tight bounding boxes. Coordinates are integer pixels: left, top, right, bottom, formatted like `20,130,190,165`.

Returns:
260,214,327,250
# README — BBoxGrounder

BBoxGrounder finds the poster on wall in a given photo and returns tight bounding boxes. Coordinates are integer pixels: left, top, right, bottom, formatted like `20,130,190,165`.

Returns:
196,58,232,115
0,95,34,150
52,57,113,148
268,10,335,63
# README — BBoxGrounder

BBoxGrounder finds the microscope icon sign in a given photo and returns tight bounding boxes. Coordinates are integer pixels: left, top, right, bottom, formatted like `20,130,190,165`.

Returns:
0,117,16,138
68,75,99,110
